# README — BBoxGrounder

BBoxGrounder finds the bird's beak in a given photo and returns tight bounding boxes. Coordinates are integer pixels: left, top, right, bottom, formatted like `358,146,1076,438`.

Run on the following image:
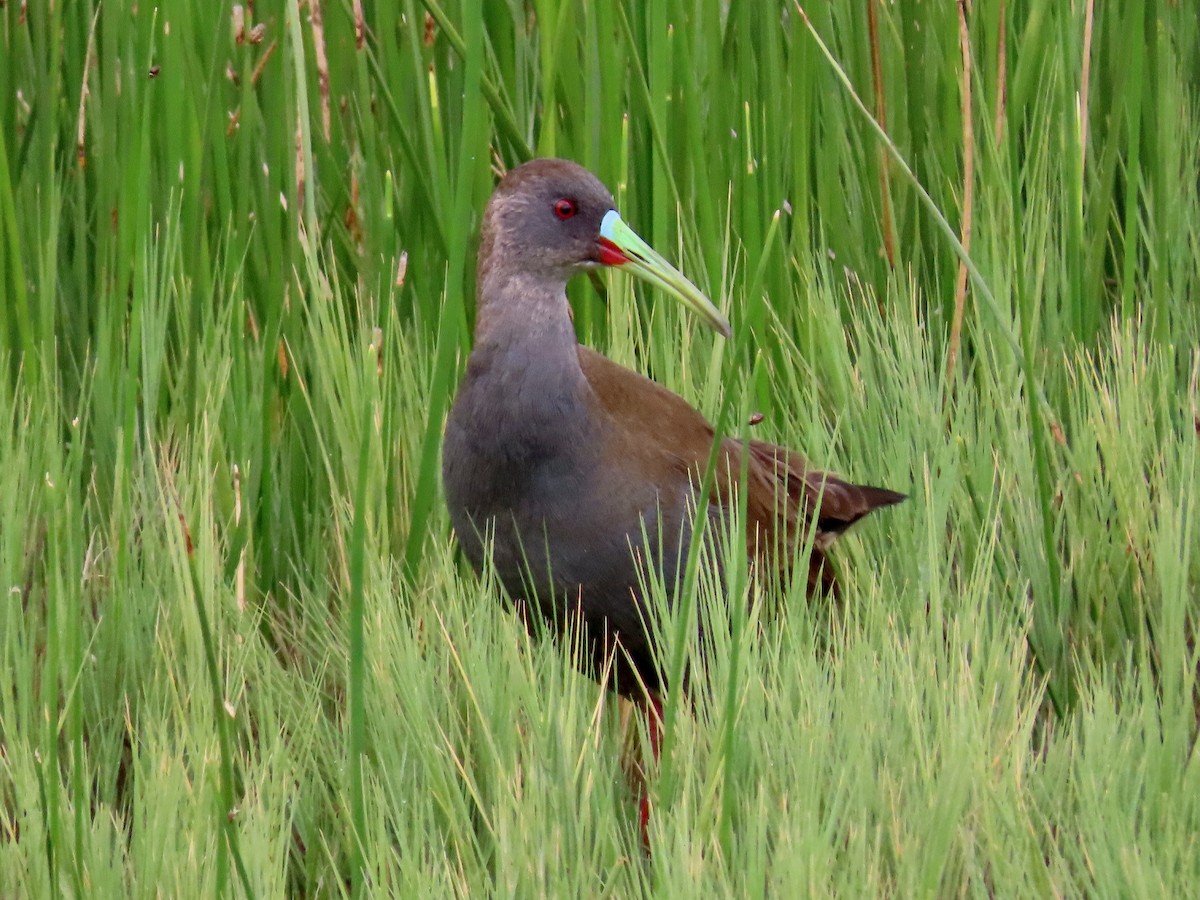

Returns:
597,210,732,338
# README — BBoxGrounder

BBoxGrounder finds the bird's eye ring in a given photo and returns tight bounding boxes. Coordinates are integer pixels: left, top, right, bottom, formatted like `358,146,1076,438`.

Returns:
553,199,577,220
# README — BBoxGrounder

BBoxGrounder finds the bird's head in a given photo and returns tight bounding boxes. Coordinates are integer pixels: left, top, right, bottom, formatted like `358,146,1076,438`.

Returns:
481,158,731,337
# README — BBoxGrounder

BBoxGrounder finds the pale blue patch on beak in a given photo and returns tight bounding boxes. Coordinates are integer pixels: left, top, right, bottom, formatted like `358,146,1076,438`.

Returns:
600,209,620,241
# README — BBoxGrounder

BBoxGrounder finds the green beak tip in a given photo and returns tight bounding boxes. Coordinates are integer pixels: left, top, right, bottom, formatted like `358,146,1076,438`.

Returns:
600,211,731,338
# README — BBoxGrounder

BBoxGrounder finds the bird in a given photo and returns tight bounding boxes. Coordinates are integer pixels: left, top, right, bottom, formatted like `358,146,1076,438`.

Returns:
441,158,904,840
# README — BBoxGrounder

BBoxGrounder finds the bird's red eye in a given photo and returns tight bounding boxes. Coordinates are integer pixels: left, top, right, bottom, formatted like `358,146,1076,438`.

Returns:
553,199,577,220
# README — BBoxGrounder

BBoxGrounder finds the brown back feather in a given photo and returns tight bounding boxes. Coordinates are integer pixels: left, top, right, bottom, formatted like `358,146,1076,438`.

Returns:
578,347,904,594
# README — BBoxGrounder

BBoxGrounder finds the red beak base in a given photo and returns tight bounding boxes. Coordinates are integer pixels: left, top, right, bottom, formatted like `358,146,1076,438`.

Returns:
596,237,629,267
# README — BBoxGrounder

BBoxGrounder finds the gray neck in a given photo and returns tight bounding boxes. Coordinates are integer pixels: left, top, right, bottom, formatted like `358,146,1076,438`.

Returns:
475,271,579,360
466,270,594,452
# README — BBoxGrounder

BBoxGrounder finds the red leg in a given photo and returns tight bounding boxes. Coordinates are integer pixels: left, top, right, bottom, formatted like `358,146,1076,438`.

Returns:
638,692,664,851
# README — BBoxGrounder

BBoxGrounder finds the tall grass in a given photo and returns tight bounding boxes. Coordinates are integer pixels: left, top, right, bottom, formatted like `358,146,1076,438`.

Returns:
1,0,1197,894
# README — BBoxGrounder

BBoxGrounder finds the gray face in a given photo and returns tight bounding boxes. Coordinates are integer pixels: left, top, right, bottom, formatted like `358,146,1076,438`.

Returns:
485,159,618,278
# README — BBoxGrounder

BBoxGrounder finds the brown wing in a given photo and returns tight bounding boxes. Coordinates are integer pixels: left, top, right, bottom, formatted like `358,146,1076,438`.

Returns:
578,347,904,593
741,438,906,591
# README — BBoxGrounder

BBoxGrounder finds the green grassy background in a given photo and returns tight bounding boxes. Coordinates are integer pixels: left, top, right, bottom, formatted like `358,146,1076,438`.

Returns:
2,0,1198,895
